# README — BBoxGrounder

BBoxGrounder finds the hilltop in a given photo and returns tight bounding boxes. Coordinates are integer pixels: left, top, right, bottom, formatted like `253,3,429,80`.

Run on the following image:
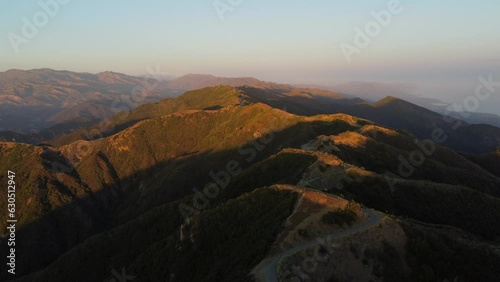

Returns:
2,70,499,155
0,70,285,134
1,85,500,281
47,85,500,154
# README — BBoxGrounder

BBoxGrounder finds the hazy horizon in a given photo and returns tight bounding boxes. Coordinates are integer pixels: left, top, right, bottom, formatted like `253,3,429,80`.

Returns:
2,0,499,114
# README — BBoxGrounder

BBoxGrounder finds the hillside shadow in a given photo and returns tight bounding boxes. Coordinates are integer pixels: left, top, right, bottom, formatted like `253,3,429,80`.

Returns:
241,86,500,154
240,86,355,117
0,119,360,281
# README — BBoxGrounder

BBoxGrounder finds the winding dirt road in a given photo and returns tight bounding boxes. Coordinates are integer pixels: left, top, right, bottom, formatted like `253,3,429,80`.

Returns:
264,208,385,282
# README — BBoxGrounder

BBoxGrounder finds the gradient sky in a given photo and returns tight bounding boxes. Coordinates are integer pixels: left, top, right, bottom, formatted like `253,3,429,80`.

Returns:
1,0,499,112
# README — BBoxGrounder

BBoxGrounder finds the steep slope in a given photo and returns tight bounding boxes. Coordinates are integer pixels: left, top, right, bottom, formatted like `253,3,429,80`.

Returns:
0,97,365,279
7,141,500,281
1,85,500,281
442,111,500,128
359,96,500,154
236,87,500,154
278,215,500,282
13,187,300,282
4,69,499,155
327,81,500,128
48,85,363,147
463,150,500,177
47,85,244,146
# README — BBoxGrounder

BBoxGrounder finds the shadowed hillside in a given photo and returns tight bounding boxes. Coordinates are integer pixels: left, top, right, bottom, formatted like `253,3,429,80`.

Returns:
1,85,499,282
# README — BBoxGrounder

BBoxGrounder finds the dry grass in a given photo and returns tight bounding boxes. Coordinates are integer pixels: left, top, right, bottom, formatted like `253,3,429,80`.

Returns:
279,217,409,282
330,131,369,148
361,124,399,137
271,185,365,251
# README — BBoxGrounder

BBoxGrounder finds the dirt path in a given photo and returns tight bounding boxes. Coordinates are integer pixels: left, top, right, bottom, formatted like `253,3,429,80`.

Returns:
262,208,385,282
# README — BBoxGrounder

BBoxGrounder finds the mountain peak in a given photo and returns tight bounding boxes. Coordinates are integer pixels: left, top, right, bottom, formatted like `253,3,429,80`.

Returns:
96,71,136,83
167,74,266,90
375,95,402,106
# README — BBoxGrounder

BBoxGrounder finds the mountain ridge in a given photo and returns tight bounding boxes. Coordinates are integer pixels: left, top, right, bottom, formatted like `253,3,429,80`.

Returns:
1,85,500,281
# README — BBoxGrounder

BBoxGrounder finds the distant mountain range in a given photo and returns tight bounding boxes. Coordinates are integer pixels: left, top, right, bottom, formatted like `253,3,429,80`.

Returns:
0,69,165,133
2,69,500,133
51,84,500,154
0,69,290,134
1,70,499,155
324,81,500,128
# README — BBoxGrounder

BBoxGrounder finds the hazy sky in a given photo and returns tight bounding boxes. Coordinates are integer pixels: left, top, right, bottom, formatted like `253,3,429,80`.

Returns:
1,0,499,113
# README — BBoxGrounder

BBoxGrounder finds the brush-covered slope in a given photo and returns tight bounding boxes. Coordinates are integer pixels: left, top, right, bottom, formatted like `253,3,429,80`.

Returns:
48,85,364,147
1,85,500,282
0,90,364,233
237,87,500,154
279,216,500,282
48,85,245,146
463,150,500,177
355,96,500,154
0,70,288,135
0,94,365,279
9,142,500,281
13,187,300,282
4,70,499,155
150,86,500,155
